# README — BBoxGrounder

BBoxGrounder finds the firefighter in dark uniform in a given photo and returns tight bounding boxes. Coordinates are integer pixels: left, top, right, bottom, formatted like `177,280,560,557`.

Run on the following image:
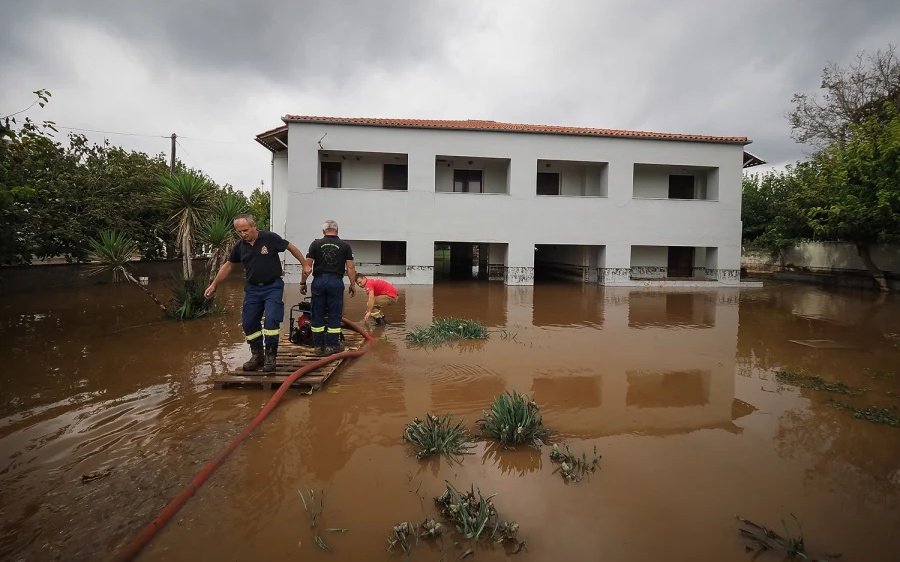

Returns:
204,214,311,372
300,219,356,355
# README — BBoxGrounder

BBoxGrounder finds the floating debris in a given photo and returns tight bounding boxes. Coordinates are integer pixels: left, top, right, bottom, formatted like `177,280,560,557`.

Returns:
406,317,488,346
548,443,601,482
478,391,548,448
81,469,112,483
737,515,840,561
403,413,475,461
419,518,443,539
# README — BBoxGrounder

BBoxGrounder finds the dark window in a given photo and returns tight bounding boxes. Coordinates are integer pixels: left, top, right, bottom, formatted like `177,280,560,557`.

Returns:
383,164,408,190
668,175,694,199
537,172,560,195
321,162,341,188
381,241,406,265
453,169,483,193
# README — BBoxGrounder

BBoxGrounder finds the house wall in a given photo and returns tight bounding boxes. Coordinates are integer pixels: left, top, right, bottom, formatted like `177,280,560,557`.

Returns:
278,122,744,285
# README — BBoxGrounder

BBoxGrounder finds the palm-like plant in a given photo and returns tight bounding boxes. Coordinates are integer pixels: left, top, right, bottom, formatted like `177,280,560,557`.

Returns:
201,216,235,280
158,172,215,279
201,192,249,280
87,230,167,311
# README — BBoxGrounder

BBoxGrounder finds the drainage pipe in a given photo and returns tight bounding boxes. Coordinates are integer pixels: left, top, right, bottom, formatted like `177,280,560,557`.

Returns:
113,318,374,562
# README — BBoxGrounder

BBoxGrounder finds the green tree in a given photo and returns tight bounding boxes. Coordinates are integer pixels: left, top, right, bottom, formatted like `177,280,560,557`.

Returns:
248,186,270,230
804,106,900,291
741,168,818,257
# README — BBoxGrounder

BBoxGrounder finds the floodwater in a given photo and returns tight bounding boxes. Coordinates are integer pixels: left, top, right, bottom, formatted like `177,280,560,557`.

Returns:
1,279,898,561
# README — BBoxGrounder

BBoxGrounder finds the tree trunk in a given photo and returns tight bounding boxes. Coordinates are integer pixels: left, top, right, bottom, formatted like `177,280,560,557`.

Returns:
856,243,890,292
123,270,169,311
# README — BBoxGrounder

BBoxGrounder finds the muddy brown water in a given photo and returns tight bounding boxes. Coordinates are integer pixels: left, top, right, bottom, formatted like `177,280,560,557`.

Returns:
1,279,898,561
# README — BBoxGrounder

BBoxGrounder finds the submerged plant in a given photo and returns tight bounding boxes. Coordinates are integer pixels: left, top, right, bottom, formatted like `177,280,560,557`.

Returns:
403,413,475,461
549,443,601,482
167,274,221,320
776,370,860,395
434,482,523,549
386,521,414,553
827,400,900,427
298,488,334,551
406,317,489,346
737,515,840,561
478,391,548,447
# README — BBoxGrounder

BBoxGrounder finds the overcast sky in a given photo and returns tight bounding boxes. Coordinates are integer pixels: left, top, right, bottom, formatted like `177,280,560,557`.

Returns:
2,1,898,192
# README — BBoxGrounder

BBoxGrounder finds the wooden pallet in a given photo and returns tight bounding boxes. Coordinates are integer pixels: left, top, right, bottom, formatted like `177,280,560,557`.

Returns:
212,330,366,392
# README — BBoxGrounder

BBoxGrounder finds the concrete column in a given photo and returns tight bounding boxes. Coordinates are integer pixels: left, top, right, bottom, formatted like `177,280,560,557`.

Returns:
407,148,434,193
505,242,535,285
405,237,434,284
599,243,632,285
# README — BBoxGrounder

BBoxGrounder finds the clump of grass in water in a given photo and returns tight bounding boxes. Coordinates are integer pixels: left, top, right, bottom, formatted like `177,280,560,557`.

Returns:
827,400,900,427
478,391,548,447
737,515,840,561
434,482,521,546
406,317,488,346
549,443,601,482
776,370,859,395
403,413,475,461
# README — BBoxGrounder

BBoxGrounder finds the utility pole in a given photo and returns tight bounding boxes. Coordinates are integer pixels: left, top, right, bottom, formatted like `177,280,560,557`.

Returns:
170,133,177,173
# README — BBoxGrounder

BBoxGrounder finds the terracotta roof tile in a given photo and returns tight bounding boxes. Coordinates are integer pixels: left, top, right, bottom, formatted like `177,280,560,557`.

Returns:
276,115,749,144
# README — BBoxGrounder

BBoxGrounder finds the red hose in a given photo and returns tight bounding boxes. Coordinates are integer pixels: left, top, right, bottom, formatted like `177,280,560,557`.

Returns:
113,317,375,562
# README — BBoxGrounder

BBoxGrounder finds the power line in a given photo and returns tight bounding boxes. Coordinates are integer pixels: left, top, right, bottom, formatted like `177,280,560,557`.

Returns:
54,124,169,138
174,138,199,169
177,135,248,145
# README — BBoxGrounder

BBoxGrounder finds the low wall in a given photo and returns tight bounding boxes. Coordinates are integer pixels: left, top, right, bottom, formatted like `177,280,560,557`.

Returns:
743,241,900,274
743,241,900,291
0,259,219,293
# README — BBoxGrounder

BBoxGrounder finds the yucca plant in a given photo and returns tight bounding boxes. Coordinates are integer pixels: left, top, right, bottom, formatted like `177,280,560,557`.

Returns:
86,230,167,312
478,391,547,448
406,317,489,346
201,216,236,280
403,413,474,461
158,171,215,279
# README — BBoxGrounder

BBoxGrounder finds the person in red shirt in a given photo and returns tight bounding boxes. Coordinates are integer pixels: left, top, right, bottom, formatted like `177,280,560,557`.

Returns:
355,274,398,326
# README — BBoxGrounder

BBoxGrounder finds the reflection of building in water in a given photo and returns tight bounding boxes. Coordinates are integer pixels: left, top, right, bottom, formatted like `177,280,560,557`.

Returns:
527,288,740,435
627,291,716,328
531,285,604,327
430,282,508,327
396,287,742,438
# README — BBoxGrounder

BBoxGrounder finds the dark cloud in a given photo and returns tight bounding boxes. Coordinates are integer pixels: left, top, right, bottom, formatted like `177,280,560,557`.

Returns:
2,0,899,187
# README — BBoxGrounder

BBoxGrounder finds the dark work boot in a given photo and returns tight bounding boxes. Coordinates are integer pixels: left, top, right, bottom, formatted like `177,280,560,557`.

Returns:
242,343,264,371
324,342,345,355
263,345,277,372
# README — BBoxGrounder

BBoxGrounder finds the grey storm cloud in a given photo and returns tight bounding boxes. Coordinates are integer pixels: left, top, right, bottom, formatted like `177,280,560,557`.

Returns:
2,0,900,187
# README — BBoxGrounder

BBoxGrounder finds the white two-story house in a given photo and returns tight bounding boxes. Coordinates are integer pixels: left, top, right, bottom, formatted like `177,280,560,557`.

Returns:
256,116,759,286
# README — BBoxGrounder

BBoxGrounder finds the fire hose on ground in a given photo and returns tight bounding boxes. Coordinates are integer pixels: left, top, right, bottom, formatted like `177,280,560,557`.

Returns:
113,317,374,562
